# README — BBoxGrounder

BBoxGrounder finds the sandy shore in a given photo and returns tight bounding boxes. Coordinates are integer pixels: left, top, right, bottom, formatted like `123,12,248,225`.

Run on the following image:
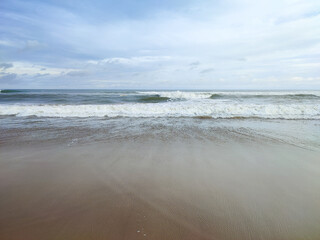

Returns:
1,137,320,240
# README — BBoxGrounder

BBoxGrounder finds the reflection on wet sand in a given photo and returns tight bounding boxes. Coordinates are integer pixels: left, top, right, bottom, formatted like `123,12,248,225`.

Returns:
1,138,319,240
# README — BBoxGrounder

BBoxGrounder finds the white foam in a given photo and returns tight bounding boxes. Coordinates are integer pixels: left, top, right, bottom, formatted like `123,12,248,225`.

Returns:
138,90,320,99
208,91,320,96
139,91,213,99
0,102,319,119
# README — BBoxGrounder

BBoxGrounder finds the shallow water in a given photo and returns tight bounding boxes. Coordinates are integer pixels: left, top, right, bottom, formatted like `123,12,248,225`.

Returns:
1,116,320,151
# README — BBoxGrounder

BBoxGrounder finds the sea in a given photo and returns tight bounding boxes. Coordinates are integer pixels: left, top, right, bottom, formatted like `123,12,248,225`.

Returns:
1,89,320,149
1,89,320,118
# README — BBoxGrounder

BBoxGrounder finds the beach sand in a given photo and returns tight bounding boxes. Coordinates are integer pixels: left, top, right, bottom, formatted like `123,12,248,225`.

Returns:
1,134,320,240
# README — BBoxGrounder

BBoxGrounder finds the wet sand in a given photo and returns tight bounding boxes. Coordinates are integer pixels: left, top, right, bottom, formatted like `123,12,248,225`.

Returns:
1,137,320,240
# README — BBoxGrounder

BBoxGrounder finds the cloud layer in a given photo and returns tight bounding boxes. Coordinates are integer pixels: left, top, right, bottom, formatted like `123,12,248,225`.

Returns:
0,0,319,89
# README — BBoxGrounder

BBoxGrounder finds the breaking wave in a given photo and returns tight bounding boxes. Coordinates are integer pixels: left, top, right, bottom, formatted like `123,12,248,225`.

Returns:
140,91,212,99
140,91,320,100
0,102,319,119
139,95,170,103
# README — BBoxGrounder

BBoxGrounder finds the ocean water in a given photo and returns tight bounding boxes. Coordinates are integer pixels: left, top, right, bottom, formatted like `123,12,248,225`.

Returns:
0,89,319,119
1,89,320,150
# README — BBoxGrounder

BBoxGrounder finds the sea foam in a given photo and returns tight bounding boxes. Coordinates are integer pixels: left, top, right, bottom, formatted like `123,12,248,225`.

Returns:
0,101,319,119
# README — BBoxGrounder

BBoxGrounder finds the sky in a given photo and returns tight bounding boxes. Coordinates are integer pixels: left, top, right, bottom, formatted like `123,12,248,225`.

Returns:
0,0,320,89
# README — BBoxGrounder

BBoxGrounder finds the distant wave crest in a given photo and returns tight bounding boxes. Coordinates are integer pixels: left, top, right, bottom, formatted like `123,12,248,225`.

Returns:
0,89,23,93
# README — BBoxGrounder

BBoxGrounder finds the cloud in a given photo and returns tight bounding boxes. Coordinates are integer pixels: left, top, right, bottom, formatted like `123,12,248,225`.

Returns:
65,70,89,77
0,40,17,47
189,61,200,66
0,73,17,82
22,40,45,51
88,56,173,66
3,61,74,75
200,68,215,74
291,76,320,82
0,63,13,70
0,0,319,89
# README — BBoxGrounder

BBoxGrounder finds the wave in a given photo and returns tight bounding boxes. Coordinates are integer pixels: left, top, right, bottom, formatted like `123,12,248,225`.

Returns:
2,90,320,101
0,89,24,93
209,93,320,99
209,94,223,99
0,102,319,119
0,93,169,104
139,95,170,103
139,91,212,99
139,91,320,100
